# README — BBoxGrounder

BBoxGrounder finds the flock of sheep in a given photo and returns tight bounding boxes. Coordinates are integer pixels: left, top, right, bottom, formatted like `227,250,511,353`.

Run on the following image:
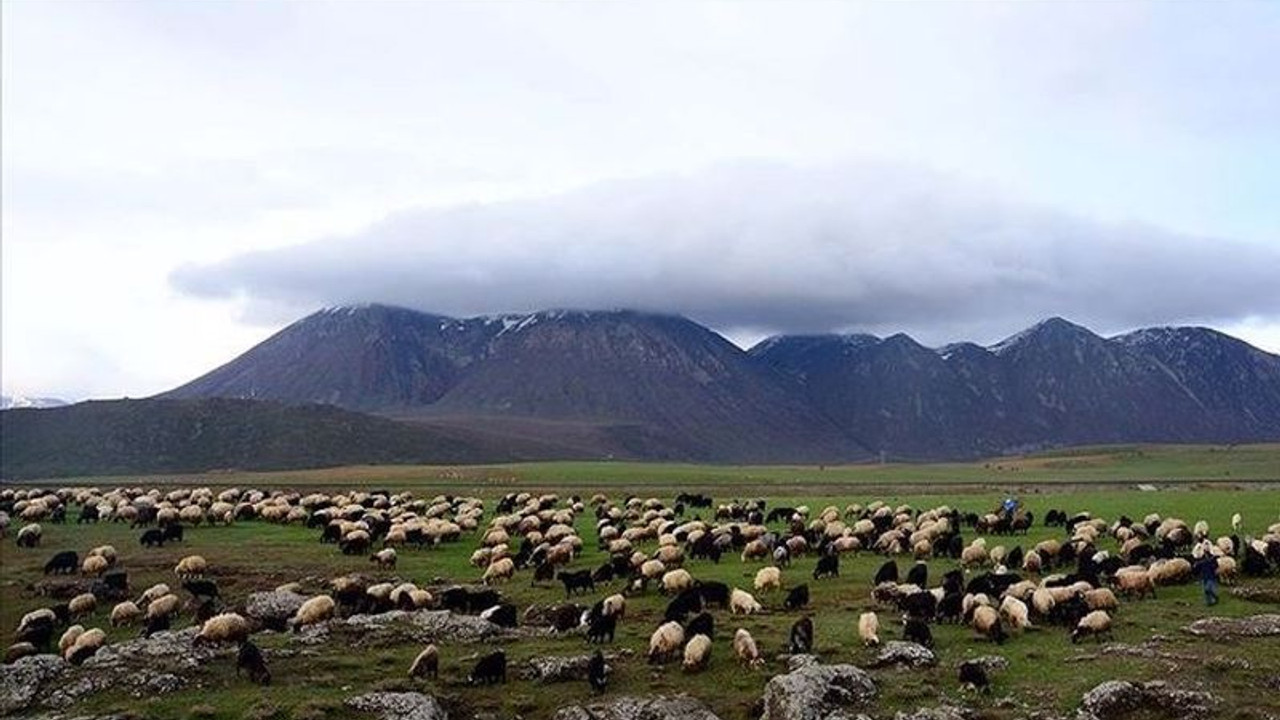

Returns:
4,484,1280,703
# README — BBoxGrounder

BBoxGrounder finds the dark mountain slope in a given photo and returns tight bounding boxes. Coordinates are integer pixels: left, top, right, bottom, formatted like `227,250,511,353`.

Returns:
0,398,505,479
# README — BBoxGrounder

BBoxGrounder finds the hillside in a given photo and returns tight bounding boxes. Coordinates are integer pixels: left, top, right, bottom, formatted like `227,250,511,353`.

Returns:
0,398,509,479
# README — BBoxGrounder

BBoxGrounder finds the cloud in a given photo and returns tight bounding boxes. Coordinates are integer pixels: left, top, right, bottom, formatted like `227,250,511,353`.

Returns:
172,161,1280,345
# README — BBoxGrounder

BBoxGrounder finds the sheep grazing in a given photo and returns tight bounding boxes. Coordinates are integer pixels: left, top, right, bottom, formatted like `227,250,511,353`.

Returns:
733,628,763,668
588,649,609,693
110,601,142,627
370,548,397,569
662,569,694,596
1071,610,1113,643
729,588,763,615
754,566,782,593
999,596,1031,631
16,524,42,548
59,624,85,654
65,627,106,665
683,633,713,672
1232,513,1242,533
482,557,515,585
469,650,506,685
139,583,171,606
784,584,810,610
174,555,208,579
741,539,769,562
237,640,271,685
903,617,933,648
972,605,1007,644
292,595,336,632
958,660,990,693
68,592,98,620
647,621,686,664
601,593,626,620
1115,568,1157,599
44,551,78,575
145,593,181,622
789,616,814,654
1083,588,1119,612
194,613,252,646
5,643,37,664
858,612,880,647
408,644,439,679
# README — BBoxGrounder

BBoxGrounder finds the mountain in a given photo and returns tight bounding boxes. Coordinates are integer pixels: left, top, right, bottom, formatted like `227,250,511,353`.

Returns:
1,395,68,410
0,397,508,479
752,317,1280,458
165,305,867,463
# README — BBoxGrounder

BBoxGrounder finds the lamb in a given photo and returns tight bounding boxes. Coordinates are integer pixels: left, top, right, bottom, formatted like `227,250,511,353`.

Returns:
1071,610,1113,643
292,595,336,632
683,633,712,672
733,627,763,668
370,548,397,569
65,627,106,665
858,611,880,647
754,566,782,593
972,605,1008,644
483,557,516,585
729,588,763,615
236,640,271,685
194,613,252,646
647,621,686,664
111,601,142,627
408,644,439,679
174,555,208,579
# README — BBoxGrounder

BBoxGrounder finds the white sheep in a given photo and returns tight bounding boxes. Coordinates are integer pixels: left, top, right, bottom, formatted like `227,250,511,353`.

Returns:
661,569,694,595
683,633,712,672
999,595,1031,631
408,644,439,679
648,621,686,664
81,555,110,577
733,627,763,668
65,627,105,665
145,593,181,621
1071,610,1113,643
69,592,98,619
292,595,336,632
111,601,142,627
858,611,880,647
729,588,763,615
482,557,515,585
753,566,782,593
174,555,208,579
58,624,85,654
194,613,251,646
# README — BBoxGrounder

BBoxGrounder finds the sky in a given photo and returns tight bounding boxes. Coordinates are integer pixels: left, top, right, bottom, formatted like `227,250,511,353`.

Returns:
3,1,1279,401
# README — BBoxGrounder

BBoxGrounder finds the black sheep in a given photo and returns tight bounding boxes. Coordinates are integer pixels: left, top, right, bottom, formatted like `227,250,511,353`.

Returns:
591,563,615,584
587,613,616,643
685,611,714,639
139,529,166,548
15,618,55,650
901,591,937,620
873,560,899,586
903,617,933,647
788,616,813,654
812,554,839,580
664,589,703,622
936,592,964,624
183,580,220,601
905,562,928,588
481,603,518,628
43,551,79,575
77,505,100,524
696,581,729,608
588,649,608,693
236,640,271,685
784,584,810,610
466,589,501,614
558,570,594,597
470,650,506,685
142,614,171,638
548,603,584,633
533,562,556,585
162,523,184,543
958,660,990,692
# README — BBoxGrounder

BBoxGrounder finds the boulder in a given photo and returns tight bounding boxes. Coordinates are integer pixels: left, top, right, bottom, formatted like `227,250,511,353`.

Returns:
244,590,308,625
345,610,500,642
0,654,66,715
873,641,936,668
1183,614,1280,639
786,654,820,671
894,708,971,720
761,663,877,720
554,695,722,720
347,692,447,720
520,654,617,684
1077,680,1216,720
967,655,1009,672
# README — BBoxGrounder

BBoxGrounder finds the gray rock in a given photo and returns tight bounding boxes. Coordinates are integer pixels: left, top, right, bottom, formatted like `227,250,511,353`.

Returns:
1076,680,1217,720
519,654,614,683
0,654,66,714
553,694,722,720
874,641,937,668
1183,614,1280,638
968,655,1009,672
347,691,448,720
761,663,877,720
894,708,970,720
344,610,500,642
787,654,820,671
244,590,308,624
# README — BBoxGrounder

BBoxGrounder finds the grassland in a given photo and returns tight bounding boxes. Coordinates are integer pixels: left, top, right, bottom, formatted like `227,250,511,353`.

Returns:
3,444,1279,720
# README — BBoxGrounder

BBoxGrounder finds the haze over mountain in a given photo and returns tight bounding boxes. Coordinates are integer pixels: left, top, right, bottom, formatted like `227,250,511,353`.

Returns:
155,304,1280,462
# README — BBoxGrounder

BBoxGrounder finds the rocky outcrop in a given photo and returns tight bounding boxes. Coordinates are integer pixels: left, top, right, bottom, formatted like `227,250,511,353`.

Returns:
760,663,877,720
0,655,65,715
1077,680,1217,720
346,692,447,720
1183,614,1280,639
894,708,971,720
344,610,501,641
553,694,722,720
873,641,936,668
244,590,307,625
518,653,627,683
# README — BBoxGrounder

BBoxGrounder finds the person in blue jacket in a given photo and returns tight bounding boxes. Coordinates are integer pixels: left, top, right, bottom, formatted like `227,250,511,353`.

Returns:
1192,550,1219,606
